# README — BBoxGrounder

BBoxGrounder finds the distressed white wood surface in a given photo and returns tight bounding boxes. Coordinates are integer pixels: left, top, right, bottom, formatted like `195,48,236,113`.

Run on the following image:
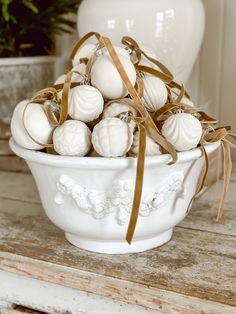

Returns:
0,271,159,314
0,170,236,314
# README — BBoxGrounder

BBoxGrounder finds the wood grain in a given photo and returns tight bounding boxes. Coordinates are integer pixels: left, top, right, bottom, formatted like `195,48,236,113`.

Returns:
0,123,29,172
0,270,161,314
0,140,13,156
0,201,235,312
0,251,235,314
0,123,11,140
0,307,44,314
0,156,29,173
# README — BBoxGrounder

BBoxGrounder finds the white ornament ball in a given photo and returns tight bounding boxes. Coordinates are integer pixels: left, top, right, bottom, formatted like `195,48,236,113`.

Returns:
162,113,202,152
56,64,87,101
11,100,54,150
142,75,168,112
129,131,161,156
73,63,87,76
72,43,97,67
54,74,66,85
91,54,137,99
92,118,133,157
54,64,86,86
139,45,159,70
181,96,195,107
68,85,104,122
103,102,137,132
53,120,91,156
103,46,130,59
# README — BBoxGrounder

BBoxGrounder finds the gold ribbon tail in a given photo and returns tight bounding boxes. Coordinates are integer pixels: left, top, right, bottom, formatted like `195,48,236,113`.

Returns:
126,123,146,244
216,139,232,221
186,144,209,214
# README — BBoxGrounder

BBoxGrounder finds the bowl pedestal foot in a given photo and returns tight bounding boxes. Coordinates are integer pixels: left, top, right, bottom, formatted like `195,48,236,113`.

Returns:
65,229,173,254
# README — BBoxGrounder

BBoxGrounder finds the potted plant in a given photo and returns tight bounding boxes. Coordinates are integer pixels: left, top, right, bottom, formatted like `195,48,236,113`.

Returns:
0,0,81,123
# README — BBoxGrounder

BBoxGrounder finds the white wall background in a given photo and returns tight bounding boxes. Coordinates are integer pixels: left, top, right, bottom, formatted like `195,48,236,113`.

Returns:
188,0,236,131
56,0,236,159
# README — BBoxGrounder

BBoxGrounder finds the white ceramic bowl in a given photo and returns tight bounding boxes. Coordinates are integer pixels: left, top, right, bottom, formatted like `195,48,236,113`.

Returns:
10,138,220,254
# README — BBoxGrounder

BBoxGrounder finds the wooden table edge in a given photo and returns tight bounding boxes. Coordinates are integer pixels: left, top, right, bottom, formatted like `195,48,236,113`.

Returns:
0,252,235,314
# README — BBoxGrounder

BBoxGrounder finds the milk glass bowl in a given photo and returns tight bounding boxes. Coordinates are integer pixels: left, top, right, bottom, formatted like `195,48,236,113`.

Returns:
10,138,219,254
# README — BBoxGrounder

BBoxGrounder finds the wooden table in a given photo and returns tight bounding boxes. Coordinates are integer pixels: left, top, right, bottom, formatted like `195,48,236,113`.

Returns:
0,170,235,314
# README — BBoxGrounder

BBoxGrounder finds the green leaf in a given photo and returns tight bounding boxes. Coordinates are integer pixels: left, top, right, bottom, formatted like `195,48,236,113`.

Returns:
9,13,17,24
1,0,12,21
22,0,38,13
0,0,83,57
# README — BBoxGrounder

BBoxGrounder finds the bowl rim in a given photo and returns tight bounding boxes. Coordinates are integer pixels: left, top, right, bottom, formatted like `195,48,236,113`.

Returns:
9,137,221,169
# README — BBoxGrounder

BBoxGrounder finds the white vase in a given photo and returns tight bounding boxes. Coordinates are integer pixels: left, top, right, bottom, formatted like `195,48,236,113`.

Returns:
77,0,205,83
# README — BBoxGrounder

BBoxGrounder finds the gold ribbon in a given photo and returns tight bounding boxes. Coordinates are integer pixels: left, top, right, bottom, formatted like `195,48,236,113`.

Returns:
216,140,232,220
70,31,101,60
186,144,209,214
22,87,59,148
153,98,235,220
100,37,177,162
59,71,73,125
202,127,235,220
22,70,73,148
186,126,235,219
99,36,178,243
122,36,174,83
126,122,146,244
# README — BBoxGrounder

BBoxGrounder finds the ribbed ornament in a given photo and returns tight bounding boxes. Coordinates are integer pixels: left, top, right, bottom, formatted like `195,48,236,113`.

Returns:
142,75,168,112
68,85,104,122
162,112,202,151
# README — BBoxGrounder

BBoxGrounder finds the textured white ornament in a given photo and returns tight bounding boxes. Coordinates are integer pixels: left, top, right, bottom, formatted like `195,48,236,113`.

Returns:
181,96,195,107
142,75,168,112
129,131,161,156
162,113,202,151
91,54,136,99
103,102,137,132
68,85,104,122
92,118,133,157
72,43,97,67
53,120,91,156
10,100,54,150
